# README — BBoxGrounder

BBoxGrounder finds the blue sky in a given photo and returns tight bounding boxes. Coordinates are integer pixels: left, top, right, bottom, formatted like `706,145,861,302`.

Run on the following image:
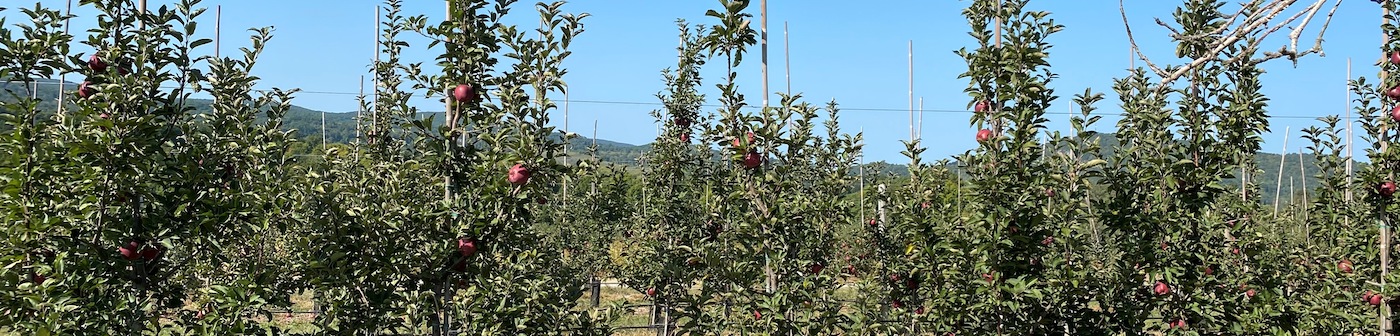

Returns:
4,0,1384,163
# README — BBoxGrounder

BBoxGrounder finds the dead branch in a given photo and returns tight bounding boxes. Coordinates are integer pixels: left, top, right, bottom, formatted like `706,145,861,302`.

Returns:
1120,0,1341,88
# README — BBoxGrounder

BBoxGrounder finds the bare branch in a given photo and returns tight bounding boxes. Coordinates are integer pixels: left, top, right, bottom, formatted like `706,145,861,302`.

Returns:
1123,0,1339,88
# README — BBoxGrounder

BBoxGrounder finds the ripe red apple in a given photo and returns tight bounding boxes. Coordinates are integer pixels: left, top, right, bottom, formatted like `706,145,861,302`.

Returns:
89,54,108,72
890,300,903,309
753,310,762,320
1372,293,1384,306
119,240,141,261
457,238,478,257
1391,105,1400,123
1231,247,1241,255
646,287,657,297
889,273,902,283
1245,289,1256,298
507,164,531,185
1044,188,1055,197
1364,290,1375,302
140,244,162,261
982,272,995,283
452,84,477,102
674,117,692,128
974,100,991,113
915,306,925,315
1172,319,1187,329
1340,259,1355,274
868,219,878,227
1160,241,1168,250
1391,51,1400,65
1203,266,1213,276
31,273,46,285
1153,281,1170,296
731,131,756,148
1041,236,1054,246
808,263,824,274
742,151,762,169
975,129,993,143
536,196,547,205
79,81,96,99
679,133,690,143
1380,181,1398,197
920,202,930,209
1388,86,1400,100
845,265,857,275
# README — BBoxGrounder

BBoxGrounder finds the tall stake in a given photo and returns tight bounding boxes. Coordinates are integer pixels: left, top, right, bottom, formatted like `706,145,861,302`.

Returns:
215,5,222,58
784,21,791,94
1274,127,1289,215
373,5,381,143
918,97,924,142
909,40,915,142
57,0,72,116
1347,58,1354,202
1384,7,1394,334
761,0,768,109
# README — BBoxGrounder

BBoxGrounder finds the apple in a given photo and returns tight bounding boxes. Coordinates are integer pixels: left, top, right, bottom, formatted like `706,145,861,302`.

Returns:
89,54,108,72
742,151,762,169
974,100,991,113
731,131,756,148
1392,51,1400,65
890,300,903,309
915,306,925,315
1153,281,1170,296
1340,259,1354,274
808,263,824,274
753,310,762,320
1372,293,1384,306
99,112,110,119
1231,247,1241,255
1392,105,1400,123
1041,236,1053,246
119,240,141,261
868,219,878,227
982,272,995,283
1203,266,1213,276
679,133,690,143
1380,181,1398,197
920,202,930,209
1171,320,1187,329
976,129,993,143
508,164,531,185
536,196,547,205
1044,188,1055,197
1364,290,1375,302
646,287,657,297
140,244,162,261
31,272,46,285
1160,241,1168,250
457,238,478,257
452,84,477,102
845,265,857,275
674,117,692,128
79,81,97,99
1388,86,1400,100
1245,289,1256,298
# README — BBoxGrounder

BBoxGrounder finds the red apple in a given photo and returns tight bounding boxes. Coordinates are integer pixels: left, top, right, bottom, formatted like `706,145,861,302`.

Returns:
1245,289,1256,298
915,306,925,315
119,240,141,261
975,129,993,143
508,164,531,185
1172,319,1187,329
808,263,824,274
889,273,901,283
78,81,96,99
982,272,995,283
679,133,690,143
1041,236,1054,246
1231,247,1241,255
1391,51,1400,65
1391,105,1400,123
674,117,691,128
1340,259,1355,274
920,202,930,209
140,244,162,261
646,287,657,297
868,219,878,227
1044,188,1055,197
845,265,857,275
1153,281,1170,296
1388,86,1400,100
457,238,478,257
890,300,903,309
742,151,762,169
1365,290,1375,302
536,196,547,205
31,273,46,285
731,131,756,148
1380,181,1398,197
452,84,477,102
1372,293,1384,306
974,100,991,113
99,112,110,119
1160,241,1168,250
1204,266,1214,276
88,54,108,72
753,310,762,320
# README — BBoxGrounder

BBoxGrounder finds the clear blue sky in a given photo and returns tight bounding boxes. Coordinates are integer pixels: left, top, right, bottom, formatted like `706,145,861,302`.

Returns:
5,0,1385,163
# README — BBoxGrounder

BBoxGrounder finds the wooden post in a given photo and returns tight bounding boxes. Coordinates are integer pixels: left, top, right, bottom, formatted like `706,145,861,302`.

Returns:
1274,127,1289,215
57,0,72,116
909,40,915,142
215,5,221,58
761,0,768,108
784,21,791,94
